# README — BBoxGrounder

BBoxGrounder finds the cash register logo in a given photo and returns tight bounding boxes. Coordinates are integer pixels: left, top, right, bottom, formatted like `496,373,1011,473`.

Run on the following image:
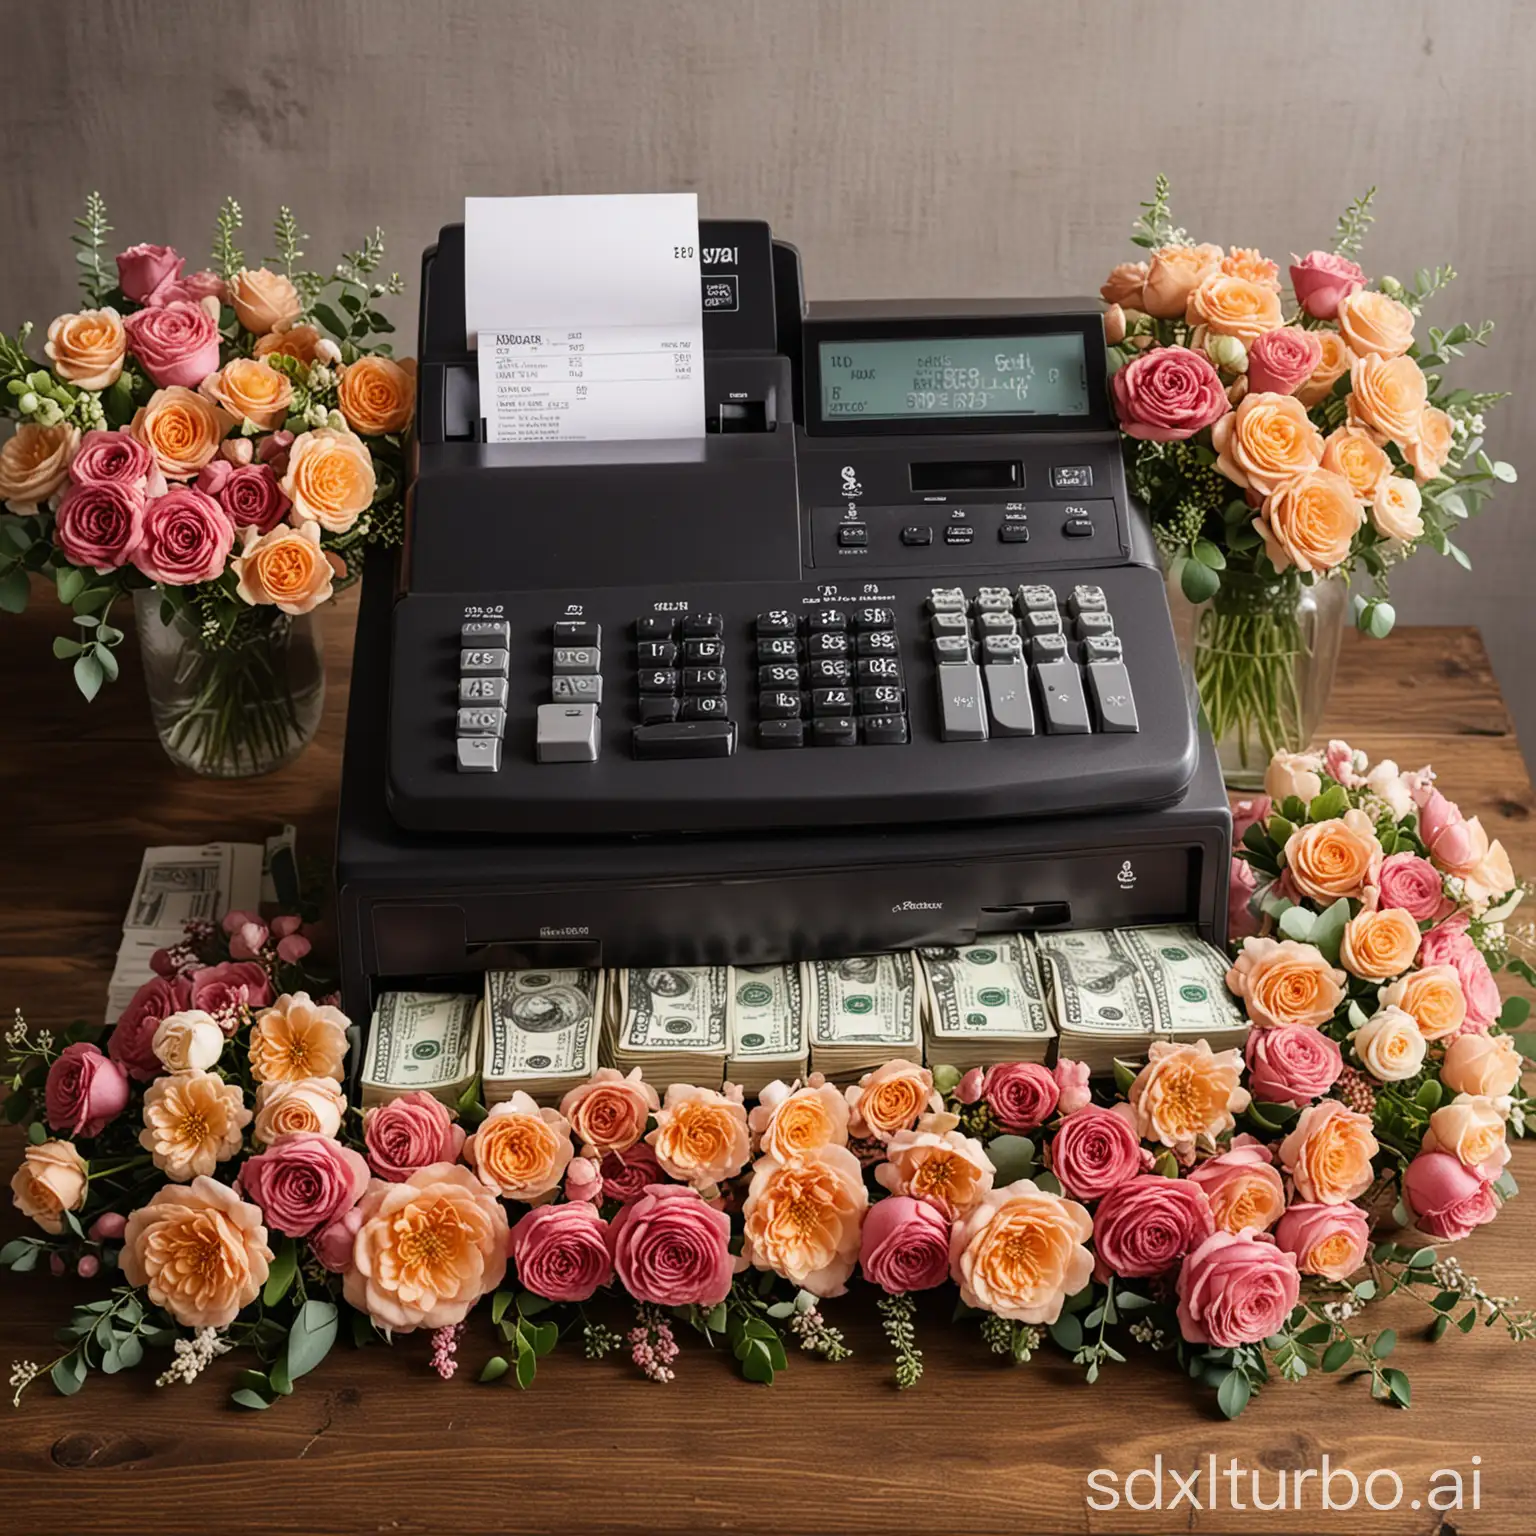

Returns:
840,465,862,497
1117,860,1137,889
891,899,943,912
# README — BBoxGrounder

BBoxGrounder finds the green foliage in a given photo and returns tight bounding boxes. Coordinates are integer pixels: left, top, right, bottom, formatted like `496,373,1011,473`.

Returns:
73,192,113,306
212,196,245,280
1331,187,1377,261
1130,173,1179,250
876,1292,922,1389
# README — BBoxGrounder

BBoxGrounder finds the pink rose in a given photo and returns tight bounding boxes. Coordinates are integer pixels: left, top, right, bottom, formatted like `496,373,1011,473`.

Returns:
122,300,221,389
1404,1150,1500,1240
1376,852,1451,924
52,480,144,573
196,459,290,535
89,1211,128,1242
257,429,294,476
187,960,273,1026
1231,795,1272,843
362,1091,467,1182
45,1042,129,1138
1176,1230,1301,1347
238,1131,370,1238
1053,1058,1092,1117
983,1061,1060,1133
509,1202,614,1302
1110,345,1231,441
858,1195,952,1293
277,934,312,964
608,1183,734,1307
150,270,228,308
565,1156,603,1204
1047,1105,1145,1201
1289,251,1366,321
116,243,184,303
1228,856,1260,940
600,1142,664,1204
1186,1136,1286,1234
1246,327,1324,396
69,428,162,494
311,1205,364,1273
132,486,234,585
1420,920,1502,1029
109,974,191,1081
1244,1024,1343,1107
271,914,303,939
1323,739,1362,787
1092,1175,1214,1278
1418,789,1478,870
229,919,270,960
1274,1201,1370,1281
955,1067,986,1105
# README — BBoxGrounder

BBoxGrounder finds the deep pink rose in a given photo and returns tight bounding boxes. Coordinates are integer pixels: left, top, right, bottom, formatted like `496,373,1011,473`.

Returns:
1231,795,1272,843
601,1142,664,1203
150,270,228,308
1176,1230,1301,1346
362,1090,467,1182
955,1067,986,1105
1289,251,1366,320
1092,1175,1215,1278
69,429,160,493
132,487,234,585
52,480,144,573
122,300,220,388
509,1202,614,1302
983,1061,1060,1133
196,459,290,534
1246,327,1323,396
1053,1058,1092,1117
187,960,272,1027
257,429,295,477
1048,1105,1145,1201
1273,1201,1370,1280
88,1211,127,1242
1111,346,1231,442
1404,1151,1500,1240
45,1042,129,1138
109,974,191,1081
858,1194,951,1293
1376,852,1451,924
311,1205,364,1273
1245,1024,1343,1107
1420,920,1502,1029
608,1183,734,1306
1228,856,1260,940
116,243,184,304
239,1131,370,1238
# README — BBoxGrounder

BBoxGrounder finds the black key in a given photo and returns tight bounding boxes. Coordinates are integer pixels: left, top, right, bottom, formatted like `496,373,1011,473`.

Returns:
758,663,802,689
1063,516,1094,538
858,630,899,656
680,694,730,720
683,611,724,637
683,637,725,664
862,714,909,745
999,525,1030,543
856,656,902,684
808,658,852,686
756,610,798,637
638,668,679,694
637,640,677,666
637,694,680,724
632,719,737,759
812,716,858,747
756,636,799,664
944,525,975,545
635,616,674,640
758,719,806,749
682,666,727,694
852,606,893,630
807,607,847,633
759,689,803,719
901,525,933,545
857,684,905,713
553,619,600,645
807,631,851,659
812,687,854,715
837,524,868,547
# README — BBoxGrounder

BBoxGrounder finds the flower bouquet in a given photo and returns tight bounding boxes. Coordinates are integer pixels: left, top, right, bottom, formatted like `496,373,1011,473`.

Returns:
0,195,414,776
1101,178,1517,784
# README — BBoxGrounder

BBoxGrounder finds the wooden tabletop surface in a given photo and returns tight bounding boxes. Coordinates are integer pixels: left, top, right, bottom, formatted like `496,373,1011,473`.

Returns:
1,585,1532,1536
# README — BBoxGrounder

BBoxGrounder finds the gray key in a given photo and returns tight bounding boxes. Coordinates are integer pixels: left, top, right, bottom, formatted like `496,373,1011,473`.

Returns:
456,736,502,773
461,619,510,646
984,662,1035,736
932,611,970,636
1017,584,1057,613
937,662,988,741
1088,660,1139,732
978,611,1018,634
1036,659,1091,735
1075,610,1114,641
976,585,1013,603
1025,610,1062,637
928,587,966,613
1031,633,1069,664
552,673,603,703
1083,634,1123,664
461,647,509,676
983,633,1023,662
933,634,974,664
536,702,600,763
457,706,506,737
552,646,600,676
1068,585,1106,616
974,590,1012,613
459,675,508,706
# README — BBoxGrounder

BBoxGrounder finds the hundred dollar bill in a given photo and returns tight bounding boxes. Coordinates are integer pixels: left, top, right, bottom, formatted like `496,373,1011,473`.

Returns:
617,967,729,1053
1036,928,1163,1035
482,969,601,1100
808,952,921,1048
362,991,481,1106
1116,926,1245,1038
917,935,1054,1067
727,964,805,1061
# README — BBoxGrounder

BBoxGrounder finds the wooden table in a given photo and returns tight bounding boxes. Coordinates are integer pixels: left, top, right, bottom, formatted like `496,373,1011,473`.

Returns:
1,587,1532,1536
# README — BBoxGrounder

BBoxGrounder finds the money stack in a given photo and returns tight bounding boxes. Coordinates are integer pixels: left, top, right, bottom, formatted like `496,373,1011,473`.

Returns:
725,963,808,1095
805,952,923,1083
1119,925,1248,1055
481,968,603,1105
360,991,481,1107
916,935,1056,1070
605,967,729,1088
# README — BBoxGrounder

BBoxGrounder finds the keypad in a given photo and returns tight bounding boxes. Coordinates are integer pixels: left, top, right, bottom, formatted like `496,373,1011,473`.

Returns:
537,619,603,764
631,614,736,758
457,618,510,772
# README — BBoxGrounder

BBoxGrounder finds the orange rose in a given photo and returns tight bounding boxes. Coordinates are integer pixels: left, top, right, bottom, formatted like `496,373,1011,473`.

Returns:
1141,243,1223,319
1129,1039,1250,1152
139,1069,252,1181
1371,476,1424,541
1339,907,1421,982
741,1144,868,1297
748,1078,850,1163
252,1076,348,1145
648,1083,751,1188
337,356,417,436
131,386,235,480
1211,391,1324,496
465,1091,574,1201
1187,274,1284,344
1220,247,1282,290
1347,353,1427,447
1225,936,1347,1029
228,268,302,335
45,307,127,389
1188,1140,1286,1234
1100,261,1147,309
232,521,342,616
0,422,80,512
248,991,350,1083
1321,425,1391,502
1278,1100,1379,1204
1379,965,1467,1041
559,1066,659,1156
1336,289,1415,359
10,1139,87,1233
1294,330,1353,407
254,323,326,364
1255,468,1363,573
949,1179,1094,1323
1284,810,1382,902
1423,1094,1509,1179
1404,405,1454,483
845,1058,940,1142
1441,1032,1523,1099
873,1115,994,1219
201,357,294,430
279,427,376,533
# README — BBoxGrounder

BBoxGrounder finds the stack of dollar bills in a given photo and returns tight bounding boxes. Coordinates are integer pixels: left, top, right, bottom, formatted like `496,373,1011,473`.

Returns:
604,967,729,1089
804,951,924,1083
481,969,603,1104
360,991,481,1107
915,934,1055,1070
725,963,808,1096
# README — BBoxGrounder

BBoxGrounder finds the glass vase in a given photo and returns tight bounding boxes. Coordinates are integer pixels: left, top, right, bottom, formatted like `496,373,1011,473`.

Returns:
1166,567,1348,790
133,590,325,778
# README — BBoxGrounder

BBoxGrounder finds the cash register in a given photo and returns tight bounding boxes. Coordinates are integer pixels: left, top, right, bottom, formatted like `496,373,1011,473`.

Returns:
334,218,1231,1021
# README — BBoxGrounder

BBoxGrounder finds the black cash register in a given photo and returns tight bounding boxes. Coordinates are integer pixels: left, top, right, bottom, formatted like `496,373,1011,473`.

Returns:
334,218,1231,1020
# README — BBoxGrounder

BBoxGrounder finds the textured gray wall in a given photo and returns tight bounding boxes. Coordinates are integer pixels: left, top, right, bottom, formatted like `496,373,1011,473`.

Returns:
2,0,1531,751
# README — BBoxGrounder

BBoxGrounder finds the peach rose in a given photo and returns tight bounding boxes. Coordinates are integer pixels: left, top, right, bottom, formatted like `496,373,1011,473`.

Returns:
343,1162,508,1331
1220,247,1281,290
1278,1100,1379,1204
1339,907,1421,982
648,1083,751,1189
1255,468,1363,574
1100,261,1148,308
1371,476,1425,541
45,307,127,389
254,323,326,364
0,423,80,513
1129,1039,1250,1153
228,268,302,335
121,1176,271,1328
232,520,342,616
1187,274,1284,343
252,1075,348,1146
1294,330,1354,408
742,1144,869,1297
1337,289,1415,359
948,1179,1094,1323
1404,406,1454,484
10,1139,87,1233
464,1091,574,1201
131,386,235,480
1264,749,1324,804
1225,936,1347,1030
201,357,294,431
279,427,376,533
748,1077,850,1163
1211,391,1324,497
1283,809,1382,902
846,1058,941,1143
1141,243,1223,319
1347,353,1427,447
1186,1137,1286,1234
1441,1032,1523,1099
873,1114,995,1219
139,1069,252,1181
1353,1005,1428,1082
1423,1094,1510,1182
1321,425,1391,502
1380,965,1467,1041
337,355,417,436
248,991,350,1083
559,1066,658,1156
1273,1201,1370,1282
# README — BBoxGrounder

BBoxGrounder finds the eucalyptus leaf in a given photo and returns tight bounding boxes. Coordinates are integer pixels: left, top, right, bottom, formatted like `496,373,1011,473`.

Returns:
0,564,27,613
230,1387,274,1410
262,1238,298,1307
478,1355,509,1383
73,650,104,701
1217,1370,1251,1419
984,1134,1037,1185
285,1300,339,1382
1321,1339,1353,1372
1048,1313,1084,1352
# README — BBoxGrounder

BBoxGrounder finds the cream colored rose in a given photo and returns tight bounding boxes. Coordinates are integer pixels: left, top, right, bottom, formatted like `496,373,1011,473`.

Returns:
232,521,342,616
140,1070,252,1180
1187,274,1284,344
741,1144,869,1298
0,423,80,513
1321,425,1391,502
201,357,294,430
1283,809,1382,902
464,1091,573,1201
1371,476,1424,541
845,1058,941,1142
1442,1032,1523,1098
1380,965,1466,1041
1278,1101,1379,1205
1337,289,1415,359
1264,749,1324,804
1225,936,1346,1029
1255,468,1363,574
10,1139,88,1233
279,427,376,533
248,991,350,1083
1100,261,1148,308
748,1079,850,1164
949,1179,1094,1323
1211,391,1324,496
1423,1094,1509,1177
46,308,127,389
1353,1006,1428,1082
228,268,302,335
151,1009,225,1073
1347,353,1427,448
1295,330,1353,408
131,386,235,480
252,1075,348,1146
337,356,417,436
1140,243,1222,319
1404,406,1454,484
1339,908,1421,982
648,1083,752,1188
873,1118,995,1219
1129,1039,1250,1151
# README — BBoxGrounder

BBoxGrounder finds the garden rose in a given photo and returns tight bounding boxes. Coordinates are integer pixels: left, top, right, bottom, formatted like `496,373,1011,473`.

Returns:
0,422,80,512
280,428,376,533
228,268,302,335
255,323,325,364
151,1009,225,1073
845,1058,940,1142
1130,1040,1250,1152
131,386,234,479
1100,261,1147,308
249,992,350,1083
152,270,228,308
11,1139,88,1233
338,355,417,436
1339,907,1421,982
1176,1230,1300,1347
1365,758,1418,819
648,1083,751,1188
311,1206,364,1274
559,1066,659,1157
1211,391,1324,497
465,1092,573,1202
1337,288,1415,359
1231,794,1273,843
1441,1031,1523,1099
1244,1024,1343,1106
1278,1101,1379,1204
201,357,294,431
874,1115,995,1219
1380,965,1467,1042
1244,326,1322,396
52,480,144,573
1188,274,1284,343
45,1042,129,1138
858,1194,951,1293
140,1069,251,1181
1255,468,1363,574
252,1076,347,1146
69,427,158,494
1283,810,1382,902
1420,921,1502,1029
1187,1137,1286,1234
509,1202,614,1302
1347,353,1427,447
1423,1094,1510,1183
123,300,221,390
1404,405,1454,483
949,1179,1094,1323
232,520,342,615
981,1060,1060,1132
1274,1201,1370,1281
609,1182,734,1307
1109,346,1229,441
1221,247,1281,289
748,1077,850,1162
1225,937,1346,1030
565,1156,602,1205
1353,1005,1427,1082
1375,852,1450,923
239,1132,369,1237
1140,243,1222,318
1418,792,1515,907
46,308,126,389
1091,1176,1214,1278
1403,1150,1499,1241
1372,477,1425,541
362,1090,466,1180
121,1176,271,1328
600,1142,664,1204
1047,1104,1145,1200
132,486,235,585
1295,330,1354,407
1289,251,1366,319
187,959,273,1023
110,974,192,1081
1263,749,1323,804
116,243,183,303
1320,424,1391,502
742,1144,869,1297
